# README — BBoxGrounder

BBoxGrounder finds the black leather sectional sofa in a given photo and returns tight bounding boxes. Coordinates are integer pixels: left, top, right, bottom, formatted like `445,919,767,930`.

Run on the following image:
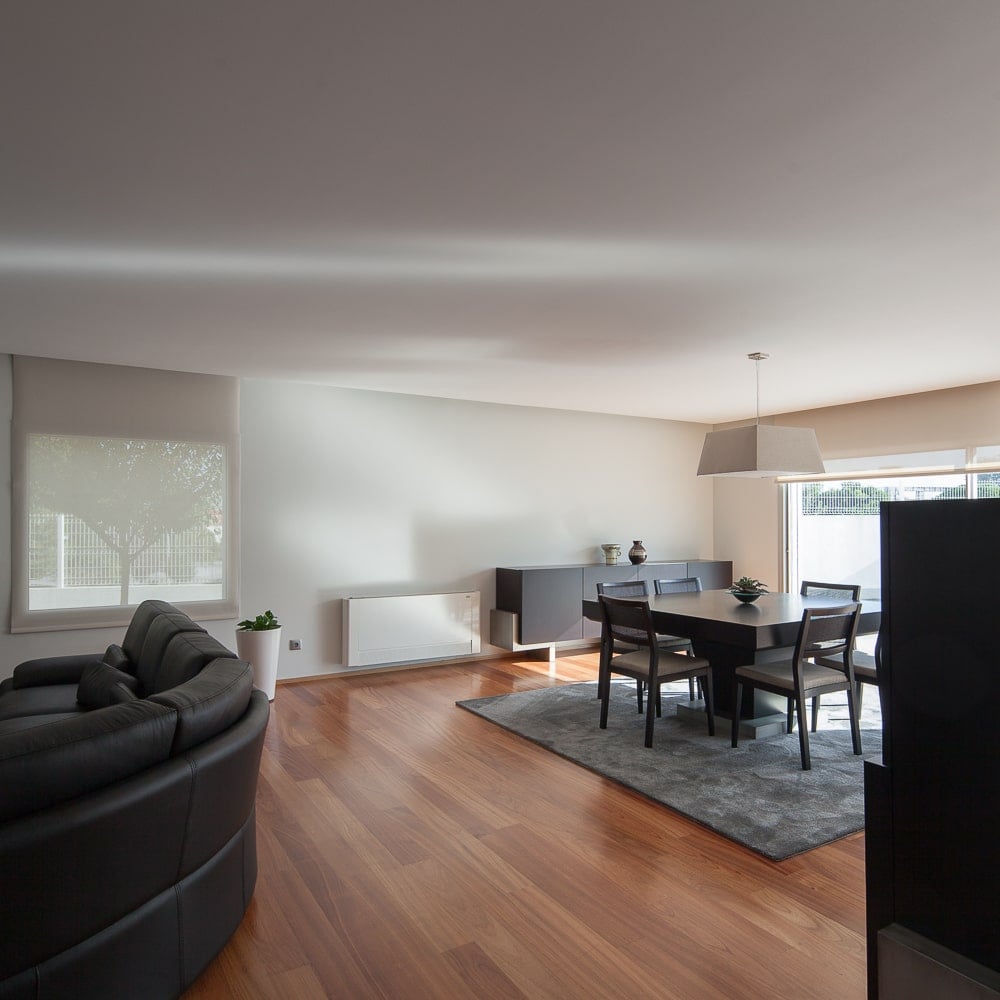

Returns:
0,600,269,999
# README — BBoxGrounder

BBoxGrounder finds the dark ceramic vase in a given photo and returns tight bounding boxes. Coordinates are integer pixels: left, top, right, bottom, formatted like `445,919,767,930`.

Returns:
628,540,647,565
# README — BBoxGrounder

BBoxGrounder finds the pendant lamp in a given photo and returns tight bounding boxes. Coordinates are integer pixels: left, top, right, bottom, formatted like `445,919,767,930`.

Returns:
697,353,824,477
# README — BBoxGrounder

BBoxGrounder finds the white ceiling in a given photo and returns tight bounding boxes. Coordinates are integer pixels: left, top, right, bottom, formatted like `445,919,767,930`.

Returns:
3,1,1000,423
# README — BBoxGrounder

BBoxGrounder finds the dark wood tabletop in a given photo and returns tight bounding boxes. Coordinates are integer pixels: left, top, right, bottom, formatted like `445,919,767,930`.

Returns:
583,589,881,659
583,589,882,722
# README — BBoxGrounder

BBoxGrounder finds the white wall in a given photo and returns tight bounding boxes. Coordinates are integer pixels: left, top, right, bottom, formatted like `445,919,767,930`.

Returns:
238,379,715,678
0,361,716,681
7,355,999,683
8,357,1000,683
713,380,1000,589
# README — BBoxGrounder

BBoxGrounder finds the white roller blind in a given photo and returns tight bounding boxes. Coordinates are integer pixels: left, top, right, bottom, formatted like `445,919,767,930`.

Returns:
11,356,240,632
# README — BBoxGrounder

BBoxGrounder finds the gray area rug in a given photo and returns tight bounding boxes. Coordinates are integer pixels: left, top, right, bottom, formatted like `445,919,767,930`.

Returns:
457,681,882,861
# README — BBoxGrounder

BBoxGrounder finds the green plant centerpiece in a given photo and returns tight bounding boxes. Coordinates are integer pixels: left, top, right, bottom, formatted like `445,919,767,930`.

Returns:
236,610,281,631
729,577,768,604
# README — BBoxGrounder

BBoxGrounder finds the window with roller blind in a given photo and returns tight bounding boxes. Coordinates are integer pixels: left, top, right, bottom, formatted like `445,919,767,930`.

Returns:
782,447,1000,604
11,356,240,632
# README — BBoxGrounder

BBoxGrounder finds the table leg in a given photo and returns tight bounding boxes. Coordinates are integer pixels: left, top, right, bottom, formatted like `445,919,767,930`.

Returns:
677,640,789,739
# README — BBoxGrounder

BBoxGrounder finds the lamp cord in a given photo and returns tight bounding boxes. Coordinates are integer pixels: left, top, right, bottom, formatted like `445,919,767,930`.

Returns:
748,351,768,425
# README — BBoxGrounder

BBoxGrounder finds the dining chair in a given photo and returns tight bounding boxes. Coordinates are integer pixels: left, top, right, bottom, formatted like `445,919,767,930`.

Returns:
800,581,862,730
816,630,882,714
730,602,862,770
598,595,714,748
595,580,691,711
596,579,650,599
653,576,703,700
799,581,861,602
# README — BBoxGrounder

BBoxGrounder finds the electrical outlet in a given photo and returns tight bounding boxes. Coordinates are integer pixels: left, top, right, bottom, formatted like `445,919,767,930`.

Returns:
288,638,302,651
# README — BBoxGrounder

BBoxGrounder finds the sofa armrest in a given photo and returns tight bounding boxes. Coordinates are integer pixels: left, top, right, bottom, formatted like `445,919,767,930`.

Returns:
11,654,102,689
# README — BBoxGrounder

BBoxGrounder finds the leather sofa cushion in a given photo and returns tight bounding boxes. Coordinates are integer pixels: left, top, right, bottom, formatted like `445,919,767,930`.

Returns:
0,700,177,822
135,614,206,694
102,643,133,673
121,599,180,663
0,684,84,722
149,658,253,754
0,713,81,735
147,631,236,697
76,661,140,709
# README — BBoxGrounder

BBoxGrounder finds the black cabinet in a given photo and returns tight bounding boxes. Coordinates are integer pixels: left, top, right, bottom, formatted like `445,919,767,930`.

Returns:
865,498,1000,996
495,559,733,646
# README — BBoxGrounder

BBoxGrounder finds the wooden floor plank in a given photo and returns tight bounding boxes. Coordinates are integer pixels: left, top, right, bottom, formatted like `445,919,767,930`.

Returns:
184,652,869,998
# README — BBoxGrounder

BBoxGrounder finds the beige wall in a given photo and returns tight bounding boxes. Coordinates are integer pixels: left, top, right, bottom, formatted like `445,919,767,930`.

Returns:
713,380,1000,589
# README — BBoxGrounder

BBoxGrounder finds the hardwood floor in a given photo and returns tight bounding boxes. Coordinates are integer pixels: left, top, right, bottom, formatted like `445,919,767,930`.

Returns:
184,652,868,999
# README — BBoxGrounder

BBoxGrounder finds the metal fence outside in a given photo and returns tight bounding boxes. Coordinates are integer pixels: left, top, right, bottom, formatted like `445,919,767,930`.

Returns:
800,482,969,515
29,513,223,588
801,472,1000,516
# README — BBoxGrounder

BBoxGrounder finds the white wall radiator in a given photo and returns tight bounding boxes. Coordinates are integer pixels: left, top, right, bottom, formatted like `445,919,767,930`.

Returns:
342,591,481,668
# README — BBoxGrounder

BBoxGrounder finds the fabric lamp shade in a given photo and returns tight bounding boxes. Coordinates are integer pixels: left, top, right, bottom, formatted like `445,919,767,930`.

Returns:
697,423,824,477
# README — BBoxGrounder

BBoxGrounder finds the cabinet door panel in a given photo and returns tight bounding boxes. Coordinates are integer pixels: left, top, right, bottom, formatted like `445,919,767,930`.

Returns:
637,562,688,590
519,568,583,644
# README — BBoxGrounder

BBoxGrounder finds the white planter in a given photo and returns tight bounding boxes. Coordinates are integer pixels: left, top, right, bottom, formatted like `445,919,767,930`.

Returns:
236,627,281,701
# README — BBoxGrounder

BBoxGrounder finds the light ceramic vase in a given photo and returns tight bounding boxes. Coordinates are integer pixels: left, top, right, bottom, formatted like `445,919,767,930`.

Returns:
600,543,621,565
236,627,281,701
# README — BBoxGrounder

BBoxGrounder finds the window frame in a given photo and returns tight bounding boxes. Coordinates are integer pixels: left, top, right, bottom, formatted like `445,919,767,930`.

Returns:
780,446,1000,598
10,357,240,633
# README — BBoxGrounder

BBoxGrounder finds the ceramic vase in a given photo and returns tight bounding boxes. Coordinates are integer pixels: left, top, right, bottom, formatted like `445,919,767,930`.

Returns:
600,543,621,565
236,627,281,701
628,540,647,565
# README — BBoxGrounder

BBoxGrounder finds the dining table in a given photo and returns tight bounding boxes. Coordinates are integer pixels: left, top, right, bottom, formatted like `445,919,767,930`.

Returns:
582,588,882,736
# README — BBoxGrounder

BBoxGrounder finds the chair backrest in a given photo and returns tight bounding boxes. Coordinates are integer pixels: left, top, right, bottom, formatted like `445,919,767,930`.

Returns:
800,580,861,601
598,595,657,651
596,579,649,598
794,602,862,667
653,576,702,595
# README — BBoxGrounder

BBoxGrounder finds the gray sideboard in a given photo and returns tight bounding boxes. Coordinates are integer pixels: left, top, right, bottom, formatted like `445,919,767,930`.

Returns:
493,559,733,649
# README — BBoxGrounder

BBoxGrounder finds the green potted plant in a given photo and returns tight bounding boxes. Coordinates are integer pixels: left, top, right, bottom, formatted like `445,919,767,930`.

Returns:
237,610,280,632
728,576,769,604
235,610,282,700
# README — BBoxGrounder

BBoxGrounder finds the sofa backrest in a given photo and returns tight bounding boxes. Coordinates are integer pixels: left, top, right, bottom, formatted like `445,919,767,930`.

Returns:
149,658,253,754
144,631,237,698
121,600,182,663
0,700,178,823
134,614,207,694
